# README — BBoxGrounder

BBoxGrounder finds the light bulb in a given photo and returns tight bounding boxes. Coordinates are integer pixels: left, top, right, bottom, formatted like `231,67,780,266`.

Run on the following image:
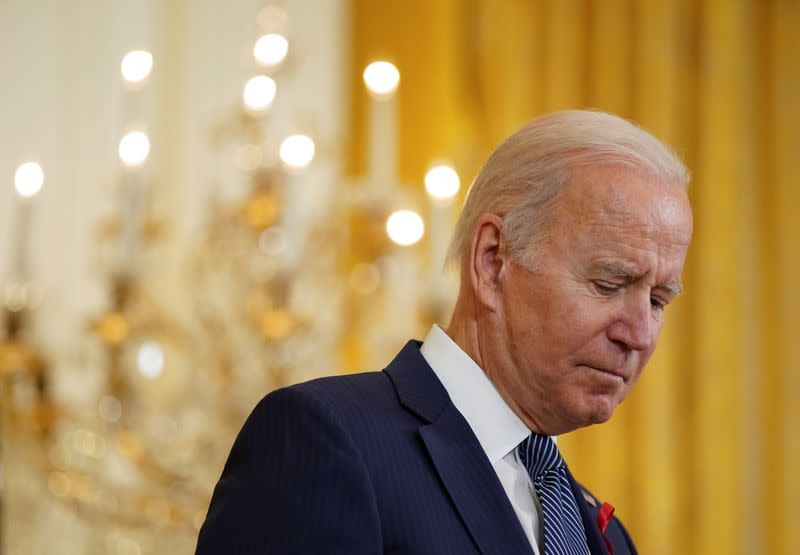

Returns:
243,75,277,111
386,210,424,246
425,165,460,200
279,134,315,168
118,131,150,167
253,33,289,67
121,50,153,83
14,162,44,198
136,341,164,380
363,61,400,96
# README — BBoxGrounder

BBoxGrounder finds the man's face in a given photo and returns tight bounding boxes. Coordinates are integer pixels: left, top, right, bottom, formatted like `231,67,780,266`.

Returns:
489,165,693,435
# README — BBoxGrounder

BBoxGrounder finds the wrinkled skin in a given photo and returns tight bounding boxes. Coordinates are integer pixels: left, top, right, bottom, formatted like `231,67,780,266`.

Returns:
449,165,693,436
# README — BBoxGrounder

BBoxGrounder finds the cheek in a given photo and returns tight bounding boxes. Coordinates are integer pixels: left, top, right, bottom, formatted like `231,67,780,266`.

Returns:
525,303,601,367
554,304,623,364
558,303,609,343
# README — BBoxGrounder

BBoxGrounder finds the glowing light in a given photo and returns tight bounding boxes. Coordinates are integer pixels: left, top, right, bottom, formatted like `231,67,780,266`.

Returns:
121,50,153,83
363,61,400,96
386,210,424,246
253,33,289,67
425,165,460,200
14,162,44,198
243,75,276,111
118,131,150,167
279,134,315,168
136,340,164,379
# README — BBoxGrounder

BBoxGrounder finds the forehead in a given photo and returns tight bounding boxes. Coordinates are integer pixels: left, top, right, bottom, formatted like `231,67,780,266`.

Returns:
549,166,693,271
556,165,691,229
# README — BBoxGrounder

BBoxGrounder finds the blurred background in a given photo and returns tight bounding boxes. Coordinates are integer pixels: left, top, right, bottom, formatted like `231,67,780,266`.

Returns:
0,0,797,553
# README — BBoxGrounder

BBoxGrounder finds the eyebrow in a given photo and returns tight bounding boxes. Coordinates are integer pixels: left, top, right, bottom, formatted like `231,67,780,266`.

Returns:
596,262,684,297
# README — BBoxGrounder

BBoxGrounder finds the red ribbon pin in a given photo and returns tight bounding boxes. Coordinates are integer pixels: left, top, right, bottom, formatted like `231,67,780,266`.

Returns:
596,502,615,555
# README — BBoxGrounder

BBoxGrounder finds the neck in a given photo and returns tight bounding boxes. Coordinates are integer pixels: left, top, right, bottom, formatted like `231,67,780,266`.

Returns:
444,296,483,368
445,294,550,436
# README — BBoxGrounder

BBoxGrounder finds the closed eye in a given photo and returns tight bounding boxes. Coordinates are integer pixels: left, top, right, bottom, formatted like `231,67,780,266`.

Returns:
593,281,621,295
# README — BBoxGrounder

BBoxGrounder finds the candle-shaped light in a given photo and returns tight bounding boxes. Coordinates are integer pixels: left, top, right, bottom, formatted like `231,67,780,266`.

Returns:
120,50,153,123
424,164,460,272
384,209,424,334
363,61,399,193
118,131,150,273
279,134,315,266
12,162,44,285
116,49,153,276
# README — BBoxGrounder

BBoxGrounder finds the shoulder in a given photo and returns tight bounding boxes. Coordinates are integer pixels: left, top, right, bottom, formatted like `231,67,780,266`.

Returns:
290,370,396,403
198,373,386,553
245,370,404,444
265,370,397,420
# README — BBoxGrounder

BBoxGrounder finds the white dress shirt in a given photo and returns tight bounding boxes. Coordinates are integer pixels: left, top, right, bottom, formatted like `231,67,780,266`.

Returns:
420,325,545,554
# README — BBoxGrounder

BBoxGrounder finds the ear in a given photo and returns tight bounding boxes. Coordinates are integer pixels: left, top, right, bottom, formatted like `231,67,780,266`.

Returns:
467,213,510,310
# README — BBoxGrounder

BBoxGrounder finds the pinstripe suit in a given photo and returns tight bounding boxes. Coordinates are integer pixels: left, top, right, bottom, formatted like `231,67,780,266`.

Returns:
196,341,637,554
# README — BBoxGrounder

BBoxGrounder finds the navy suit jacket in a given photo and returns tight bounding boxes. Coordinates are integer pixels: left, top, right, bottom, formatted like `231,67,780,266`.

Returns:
196,341,637,554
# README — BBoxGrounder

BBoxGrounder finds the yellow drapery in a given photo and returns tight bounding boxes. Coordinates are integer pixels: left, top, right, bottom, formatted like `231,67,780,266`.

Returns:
350,1,799,553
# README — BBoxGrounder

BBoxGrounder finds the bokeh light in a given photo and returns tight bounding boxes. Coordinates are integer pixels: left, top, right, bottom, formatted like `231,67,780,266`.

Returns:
118,131,150,167
425,165,460,200
120,50,153,83
136,340,164,379
279,134,315,168
363,61,400,96
14,162,44,198
253,33,289,67
386,210,424,246
243,75,277,111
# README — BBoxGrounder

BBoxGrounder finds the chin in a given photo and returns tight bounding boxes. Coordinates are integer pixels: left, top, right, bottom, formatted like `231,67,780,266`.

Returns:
581,396,619,425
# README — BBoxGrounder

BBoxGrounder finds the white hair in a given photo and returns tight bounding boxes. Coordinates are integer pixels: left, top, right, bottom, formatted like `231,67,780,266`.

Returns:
446,110,690,270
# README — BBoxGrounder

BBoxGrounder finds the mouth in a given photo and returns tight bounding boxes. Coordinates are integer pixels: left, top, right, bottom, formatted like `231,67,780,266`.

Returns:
582,365,628,384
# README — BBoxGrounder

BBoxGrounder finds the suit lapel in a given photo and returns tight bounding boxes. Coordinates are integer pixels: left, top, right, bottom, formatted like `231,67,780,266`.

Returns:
420,404,533,554
385,342,533,555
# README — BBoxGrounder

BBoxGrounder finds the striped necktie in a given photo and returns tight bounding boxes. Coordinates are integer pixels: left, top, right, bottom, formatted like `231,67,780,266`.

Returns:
519,433,590,555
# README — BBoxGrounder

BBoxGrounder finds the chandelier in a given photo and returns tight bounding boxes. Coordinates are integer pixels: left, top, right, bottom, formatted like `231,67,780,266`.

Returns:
0,5,460,554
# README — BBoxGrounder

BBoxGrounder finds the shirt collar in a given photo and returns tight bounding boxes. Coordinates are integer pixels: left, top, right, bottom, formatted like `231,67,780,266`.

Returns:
420,325,531,464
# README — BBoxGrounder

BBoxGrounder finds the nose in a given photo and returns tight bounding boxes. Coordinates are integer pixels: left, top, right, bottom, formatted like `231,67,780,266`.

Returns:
606,294,655,352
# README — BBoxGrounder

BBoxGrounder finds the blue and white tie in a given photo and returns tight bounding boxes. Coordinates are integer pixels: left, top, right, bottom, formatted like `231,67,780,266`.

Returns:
519,433,590,555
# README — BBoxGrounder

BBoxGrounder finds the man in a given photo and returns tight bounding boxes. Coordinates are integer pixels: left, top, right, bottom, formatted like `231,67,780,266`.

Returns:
196,110,693,554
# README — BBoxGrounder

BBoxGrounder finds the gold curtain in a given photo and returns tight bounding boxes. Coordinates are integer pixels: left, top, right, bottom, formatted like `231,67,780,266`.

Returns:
350,1,800,553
